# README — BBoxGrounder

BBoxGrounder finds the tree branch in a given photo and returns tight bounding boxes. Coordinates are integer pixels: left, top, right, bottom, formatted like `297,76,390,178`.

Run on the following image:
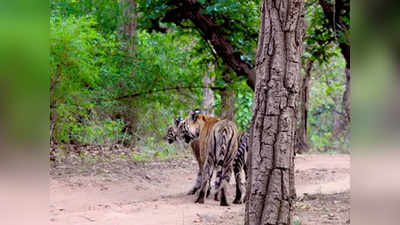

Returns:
318,0,350,68
160,0,256,90
116,85,225,100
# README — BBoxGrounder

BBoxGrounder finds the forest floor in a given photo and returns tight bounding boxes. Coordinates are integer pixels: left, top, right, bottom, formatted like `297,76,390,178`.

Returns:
50,152,350,225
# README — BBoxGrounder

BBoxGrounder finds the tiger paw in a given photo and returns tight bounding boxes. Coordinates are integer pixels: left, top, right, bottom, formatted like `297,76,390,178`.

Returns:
220,201,229,206
187,188,198,195
206,189,211,198
232,199,243,204
195,198,205,204
214,193,220,201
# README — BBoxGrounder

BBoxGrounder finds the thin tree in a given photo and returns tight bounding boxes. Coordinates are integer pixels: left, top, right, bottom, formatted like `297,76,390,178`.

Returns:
220,68,236,121
296,59,313,153
245,0,305,224
202,63,216,115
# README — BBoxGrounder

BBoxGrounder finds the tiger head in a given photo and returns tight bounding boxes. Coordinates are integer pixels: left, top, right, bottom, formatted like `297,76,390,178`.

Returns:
180,109,206,143
166,117,185,144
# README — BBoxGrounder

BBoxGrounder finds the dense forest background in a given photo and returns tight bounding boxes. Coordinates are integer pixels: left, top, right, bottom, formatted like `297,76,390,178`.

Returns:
50,0,350,159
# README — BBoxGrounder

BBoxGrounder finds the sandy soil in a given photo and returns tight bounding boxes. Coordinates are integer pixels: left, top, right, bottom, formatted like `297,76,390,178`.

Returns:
50,154,350,225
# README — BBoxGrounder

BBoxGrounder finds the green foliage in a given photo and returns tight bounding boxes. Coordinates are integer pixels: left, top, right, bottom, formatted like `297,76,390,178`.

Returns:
134,31,204,96
50,0,121,35
304,0,337,63
50,15,125,144
234,80,253,131
50,0,350,155
303,0,349,64
212,76,252,131
307,47,348,151
137,0,259,62
50,3,207,146
201,0,260,57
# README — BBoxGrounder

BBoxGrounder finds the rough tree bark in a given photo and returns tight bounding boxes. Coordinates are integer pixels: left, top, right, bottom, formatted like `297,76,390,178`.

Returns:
219,68,235,121
245,0,305,225
295,59,313,154
201,63,216,115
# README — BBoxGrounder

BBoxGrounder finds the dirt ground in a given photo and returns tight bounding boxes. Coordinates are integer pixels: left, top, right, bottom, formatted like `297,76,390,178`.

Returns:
50,154,350,225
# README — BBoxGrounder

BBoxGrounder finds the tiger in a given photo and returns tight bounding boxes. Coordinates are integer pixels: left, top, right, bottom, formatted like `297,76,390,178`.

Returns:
208,130,249,204
166,117,184,144
167,114,249,203
165,117,205,195
180,109,239,206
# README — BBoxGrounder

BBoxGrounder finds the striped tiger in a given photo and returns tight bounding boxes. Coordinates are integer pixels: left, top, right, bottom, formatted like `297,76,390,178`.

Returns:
181,109,239,206
165,117,205,195
166,117,184,144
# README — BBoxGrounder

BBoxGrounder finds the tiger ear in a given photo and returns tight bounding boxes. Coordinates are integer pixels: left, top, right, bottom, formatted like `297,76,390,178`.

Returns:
193,109,201,114
174,117,183,126
192,113,198,122
192,109,201,121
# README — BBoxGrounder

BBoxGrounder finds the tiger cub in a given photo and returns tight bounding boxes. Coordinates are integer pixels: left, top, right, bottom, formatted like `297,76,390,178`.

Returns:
165,118,204,195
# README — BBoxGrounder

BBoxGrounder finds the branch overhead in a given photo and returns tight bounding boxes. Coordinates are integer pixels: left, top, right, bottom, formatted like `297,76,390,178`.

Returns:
158,0,256,90
116,85,224,100
318,0,350,67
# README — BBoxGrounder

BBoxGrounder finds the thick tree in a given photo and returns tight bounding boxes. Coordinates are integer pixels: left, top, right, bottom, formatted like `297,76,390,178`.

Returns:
245,0,305,225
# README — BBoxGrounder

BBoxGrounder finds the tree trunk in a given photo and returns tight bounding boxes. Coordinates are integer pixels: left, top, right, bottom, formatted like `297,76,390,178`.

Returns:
245,1,305,225
220,88,235,121
117,0,138,147
120,0,137,58
341,66,351,132
331,63,350,140
220,69,235,121
202,63,215,115
295,59,313,154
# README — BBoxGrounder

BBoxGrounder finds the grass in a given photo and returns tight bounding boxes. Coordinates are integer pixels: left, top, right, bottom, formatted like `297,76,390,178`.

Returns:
51,135,197,169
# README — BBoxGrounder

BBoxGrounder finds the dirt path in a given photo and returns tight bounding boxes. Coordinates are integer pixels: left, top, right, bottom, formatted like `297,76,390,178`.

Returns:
50,154,350,225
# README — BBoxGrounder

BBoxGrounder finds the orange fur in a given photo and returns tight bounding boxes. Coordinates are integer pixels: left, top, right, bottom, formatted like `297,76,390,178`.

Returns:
192,114,220,168
189,139,202,170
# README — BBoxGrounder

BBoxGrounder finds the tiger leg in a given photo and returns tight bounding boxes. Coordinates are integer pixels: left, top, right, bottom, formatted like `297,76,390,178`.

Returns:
187,140,202,195
244,163,248,181
233,164,245,204
243,163,248,202
219,164,233,206
214,153,234,206
213,135,225,202
213,169,221,201
187,170,202,195
206,168,214,198
214,128,237,206
194,154,214,204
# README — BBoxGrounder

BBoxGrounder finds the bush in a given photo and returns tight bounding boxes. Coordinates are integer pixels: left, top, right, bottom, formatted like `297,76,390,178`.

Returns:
50,15,125,144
